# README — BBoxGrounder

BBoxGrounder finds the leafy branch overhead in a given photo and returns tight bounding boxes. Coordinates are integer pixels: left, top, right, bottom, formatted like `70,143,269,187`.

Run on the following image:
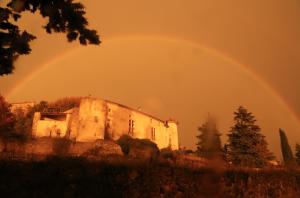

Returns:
0,0,100,75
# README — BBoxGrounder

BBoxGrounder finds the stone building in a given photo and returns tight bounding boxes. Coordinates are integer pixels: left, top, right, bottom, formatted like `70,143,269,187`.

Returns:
32,97,179,150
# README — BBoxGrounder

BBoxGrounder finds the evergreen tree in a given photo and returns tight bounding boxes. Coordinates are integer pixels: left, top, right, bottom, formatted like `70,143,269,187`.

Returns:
0,0,100,75
227,106,273,167
279,129,295,166
295,143,300,165
196,116,222,159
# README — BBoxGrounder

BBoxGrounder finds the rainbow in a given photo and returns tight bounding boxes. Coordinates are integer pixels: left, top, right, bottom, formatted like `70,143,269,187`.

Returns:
6,34,300,126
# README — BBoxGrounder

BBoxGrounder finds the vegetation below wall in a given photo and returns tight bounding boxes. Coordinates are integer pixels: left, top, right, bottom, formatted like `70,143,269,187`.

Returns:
0,157,299,198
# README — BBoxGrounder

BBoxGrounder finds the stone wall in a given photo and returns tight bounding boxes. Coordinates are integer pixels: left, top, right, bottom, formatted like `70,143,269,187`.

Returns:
105,99,178,149
106,102,131,140
76,98,106,141
0,138,123,158
36,120,68,137
166,121,179,150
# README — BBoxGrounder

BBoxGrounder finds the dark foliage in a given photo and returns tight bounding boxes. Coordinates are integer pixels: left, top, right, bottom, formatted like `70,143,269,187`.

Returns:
12,101,49,139
12,97,81,139
52,137,72,156
227,106,274,167
12,107,32,138
0,0,100,75
196,116,223,159
0,158,299,197
117,135,159,161
0,94,15,137
279,129,296,166
296,143,300,166
160,148,176,160
48,96,81,111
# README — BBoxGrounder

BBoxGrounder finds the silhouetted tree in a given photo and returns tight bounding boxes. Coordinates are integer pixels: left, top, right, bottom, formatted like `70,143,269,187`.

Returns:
9,100,48,138
196,116,222,159
0,0,100,75
295,143,300,165
48,96,82,111
227,106,273,167
11,97,81,138
279,129,296,166
12,97,81,138
257,135,276,162
0,95,15,137
12,107,31,138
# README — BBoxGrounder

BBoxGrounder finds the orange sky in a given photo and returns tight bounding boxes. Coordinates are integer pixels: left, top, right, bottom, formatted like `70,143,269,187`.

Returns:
1,0,300,157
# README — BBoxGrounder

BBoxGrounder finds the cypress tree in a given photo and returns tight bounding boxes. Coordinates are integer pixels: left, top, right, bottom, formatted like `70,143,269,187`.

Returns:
196,117,222,159
295,143,300,165
279,129,295,166
227,106,272,167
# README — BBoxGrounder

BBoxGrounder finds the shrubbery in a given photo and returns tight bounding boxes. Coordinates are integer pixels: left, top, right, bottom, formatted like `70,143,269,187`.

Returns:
52,138,73,156
0,157,299,197
117,135,159,161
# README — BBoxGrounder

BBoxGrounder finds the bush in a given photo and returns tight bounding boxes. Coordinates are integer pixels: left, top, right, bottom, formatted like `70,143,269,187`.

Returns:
52,138,72,156
117,135,159,161
160,148,176,160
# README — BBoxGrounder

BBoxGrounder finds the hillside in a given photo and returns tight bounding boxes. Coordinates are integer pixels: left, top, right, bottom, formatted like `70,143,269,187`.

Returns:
0,155,299,198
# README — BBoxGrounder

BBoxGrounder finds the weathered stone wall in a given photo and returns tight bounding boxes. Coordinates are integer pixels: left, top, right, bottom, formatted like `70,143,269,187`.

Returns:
130,110,169,149
166,121,179,150
106,102,131,140
69,108,80,139
71,98,179,150
76,98,106,141
0,138,123,158
36,120,68,138
106,100,174,149
32,112,41,137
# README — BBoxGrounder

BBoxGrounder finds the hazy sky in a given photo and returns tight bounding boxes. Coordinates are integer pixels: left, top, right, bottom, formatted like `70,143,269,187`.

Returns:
1,0,300,157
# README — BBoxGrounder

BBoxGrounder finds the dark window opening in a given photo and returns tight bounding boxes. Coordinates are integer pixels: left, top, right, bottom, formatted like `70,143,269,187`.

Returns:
56,129,61,137
129,119,134,135
151,127,156,141
41,114,66,121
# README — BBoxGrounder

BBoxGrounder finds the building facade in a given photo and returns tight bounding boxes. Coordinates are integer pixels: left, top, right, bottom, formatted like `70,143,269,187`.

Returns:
32,97,179,150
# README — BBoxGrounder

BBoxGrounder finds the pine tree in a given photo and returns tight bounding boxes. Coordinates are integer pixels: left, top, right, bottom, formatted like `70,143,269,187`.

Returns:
227,106,273,167
196,116,222,159
279,129,295,166
295,143,300,165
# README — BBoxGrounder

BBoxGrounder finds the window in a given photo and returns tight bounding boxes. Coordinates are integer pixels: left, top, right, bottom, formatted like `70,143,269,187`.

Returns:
94,116,98,123
106,118,111,129
56,129,61,137
129,119,134,135
151,127,156,141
